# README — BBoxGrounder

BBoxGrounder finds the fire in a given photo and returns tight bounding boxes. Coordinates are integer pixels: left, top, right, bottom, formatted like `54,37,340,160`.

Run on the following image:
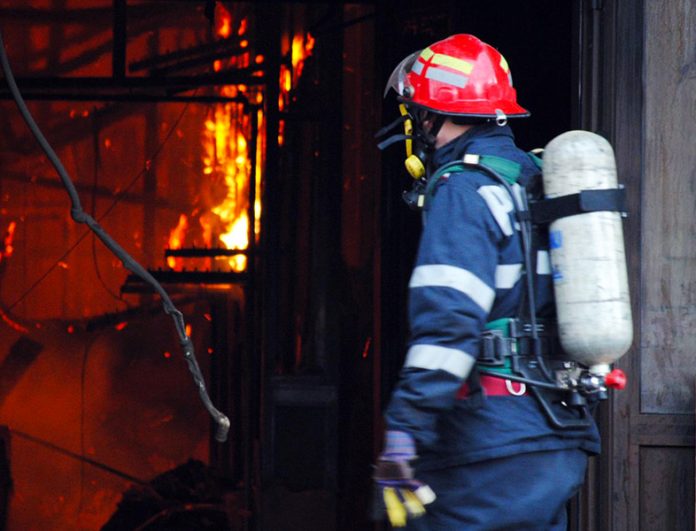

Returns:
201,84,259,273
291,33,315,80
165,21,314,274
0,220,16,264
278,33,315,142
167,214,188,269
215,4,233,39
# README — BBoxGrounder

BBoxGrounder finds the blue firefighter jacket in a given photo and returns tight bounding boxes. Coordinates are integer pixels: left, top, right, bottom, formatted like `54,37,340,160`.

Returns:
384,123,601,471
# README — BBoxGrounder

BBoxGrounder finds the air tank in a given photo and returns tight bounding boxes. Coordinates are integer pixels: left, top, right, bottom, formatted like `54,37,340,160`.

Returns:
542,130,633,375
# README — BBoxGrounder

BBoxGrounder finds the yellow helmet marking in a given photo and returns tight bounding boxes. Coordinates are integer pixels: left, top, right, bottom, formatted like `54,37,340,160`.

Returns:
419,47,434,61
499,55,509,73
432,53,474,75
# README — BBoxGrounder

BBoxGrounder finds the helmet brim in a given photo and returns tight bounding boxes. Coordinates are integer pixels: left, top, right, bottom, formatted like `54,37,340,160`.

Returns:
397,97,531,119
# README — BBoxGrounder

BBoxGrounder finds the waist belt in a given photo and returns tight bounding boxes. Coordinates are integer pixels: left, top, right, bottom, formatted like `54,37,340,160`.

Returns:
478,317,558,368
457,373,527,399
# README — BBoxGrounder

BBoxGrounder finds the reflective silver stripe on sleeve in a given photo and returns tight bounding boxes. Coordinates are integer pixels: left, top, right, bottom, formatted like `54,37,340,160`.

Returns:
477,185,514,236
404,344,475,379
495,263,523,289
409,264,495,312
537,250,551,275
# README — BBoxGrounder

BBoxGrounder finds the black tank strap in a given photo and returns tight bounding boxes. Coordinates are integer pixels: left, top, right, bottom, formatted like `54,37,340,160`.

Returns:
530,187,627,224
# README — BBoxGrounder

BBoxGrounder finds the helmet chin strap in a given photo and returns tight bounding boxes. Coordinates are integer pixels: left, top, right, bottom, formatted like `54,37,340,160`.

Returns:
421,114,445,151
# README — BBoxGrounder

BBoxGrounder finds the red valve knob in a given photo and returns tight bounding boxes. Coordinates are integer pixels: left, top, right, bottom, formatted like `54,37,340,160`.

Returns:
604,369,627,390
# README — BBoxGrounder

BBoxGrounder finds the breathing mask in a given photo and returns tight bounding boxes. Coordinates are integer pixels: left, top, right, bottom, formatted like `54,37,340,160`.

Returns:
375,103,444,209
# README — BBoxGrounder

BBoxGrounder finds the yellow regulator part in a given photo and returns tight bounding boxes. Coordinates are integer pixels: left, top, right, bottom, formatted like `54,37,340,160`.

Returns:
405,154,426,179
399,103,414,157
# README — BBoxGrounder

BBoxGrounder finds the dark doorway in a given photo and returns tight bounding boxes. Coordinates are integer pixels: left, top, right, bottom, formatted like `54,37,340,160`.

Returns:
374,2,587,531
376,0,575,409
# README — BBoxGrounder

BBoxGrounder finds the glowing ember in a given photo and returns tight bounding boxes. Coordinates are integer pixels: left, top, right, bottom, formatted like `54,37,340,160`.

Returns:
0,307,28,333
0,220,16,264
362,337,372,359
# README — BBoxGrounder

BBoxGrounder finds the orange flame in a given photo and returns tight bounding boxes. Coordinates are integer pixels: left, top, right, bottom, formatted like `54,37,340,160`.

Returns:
215,4,233,39
165,26,317,277
291,33,315,80
278,32,315,144
167,214,188,269
201,84,262,273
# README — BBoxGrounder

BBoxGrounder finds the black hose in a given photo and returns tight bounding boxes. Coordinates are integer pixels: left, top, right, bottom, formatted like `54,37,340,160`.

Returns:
0,30,229,442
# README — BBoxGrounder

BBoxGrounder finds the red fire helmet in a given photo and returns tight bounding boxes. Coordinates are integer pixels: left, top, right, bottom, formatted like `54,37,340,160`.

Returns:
385,34,530,119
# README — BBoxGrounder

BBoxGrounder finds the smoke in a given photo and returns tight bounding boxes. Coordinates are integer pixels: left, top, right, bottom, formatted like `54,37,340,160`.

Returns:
0,306,211,530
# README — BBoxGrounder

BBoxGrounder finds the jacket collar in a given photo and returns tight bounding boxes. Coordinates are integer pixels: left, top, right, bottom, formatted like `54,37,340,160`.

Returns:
430,123,538,186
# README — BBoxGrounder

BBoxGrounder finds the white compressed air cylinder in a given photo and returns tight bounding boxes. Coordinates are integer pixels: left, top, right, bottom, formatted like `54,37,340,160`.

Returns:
542,131,633,374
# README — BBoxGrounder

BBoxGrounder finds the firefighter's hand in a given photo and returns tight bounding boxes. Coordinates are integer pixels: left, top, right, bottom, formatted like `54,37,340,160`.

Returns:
373,431,436,528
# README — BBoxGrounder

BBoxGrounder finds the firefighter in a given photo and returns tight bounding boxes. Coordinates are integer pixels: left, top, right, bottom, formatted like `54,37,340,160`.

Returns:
373,34,601,529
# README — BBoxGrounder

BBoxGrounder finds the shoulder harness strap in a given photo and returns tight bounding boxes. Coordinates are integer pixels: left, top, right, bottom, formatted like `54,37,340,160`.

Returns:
423,153,523,210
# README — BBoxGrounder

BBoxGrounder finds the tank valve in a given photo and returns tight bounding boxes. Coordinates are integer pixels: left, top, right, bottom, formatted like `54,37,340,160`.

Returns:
604,369,627,390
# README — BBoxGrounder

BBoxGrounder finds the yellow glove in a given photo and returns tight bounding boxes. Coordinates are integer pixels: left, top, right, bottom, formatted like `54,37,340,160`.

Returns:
374,456,437,527
382,483,436,527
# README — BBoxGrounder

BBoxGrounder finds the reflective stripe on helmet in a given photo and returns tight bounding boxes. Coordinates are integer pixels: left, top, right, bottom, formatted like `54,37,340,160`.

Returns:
431,54,474,74
499,55,509,72
413,52,474,88
425,67,469,88
419,47,434,61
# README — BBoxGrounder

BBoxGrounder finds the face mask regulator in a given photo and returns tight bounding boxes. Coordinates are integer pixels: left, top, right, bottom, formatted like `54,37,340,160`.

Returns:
376,104,444,209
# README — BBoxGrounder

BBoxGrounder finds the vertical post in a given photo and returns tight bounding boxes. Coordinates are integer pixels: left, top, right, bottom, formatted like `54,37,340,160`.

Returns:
256,12,280,368
244,102,259,531
253,8,282,531
142,31,158,268
112,0,127,80
305,4,343,381
255,1,281,485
